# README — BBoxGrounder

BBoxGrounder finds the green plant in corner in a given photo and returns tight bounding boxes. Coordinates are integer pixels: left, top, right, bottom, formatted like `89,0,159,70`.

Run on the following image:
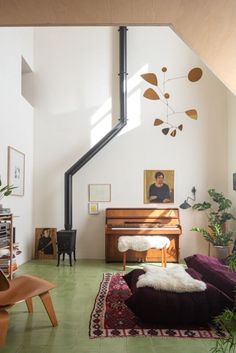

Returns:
0,179,16,201
192,189,235,226
191,223,233,246
191,189,235,247
211,307,236,353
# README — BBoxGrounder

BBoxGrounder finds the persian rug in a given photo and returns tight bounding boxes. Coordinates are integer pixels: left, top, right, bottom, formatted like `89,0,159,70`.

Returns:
89,272,228,339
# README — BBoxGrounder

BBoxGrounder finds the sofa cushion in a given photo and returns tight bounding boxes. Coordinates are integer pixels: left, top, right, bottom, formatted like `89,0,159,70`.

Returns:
184,254,236,300
123,268,233,326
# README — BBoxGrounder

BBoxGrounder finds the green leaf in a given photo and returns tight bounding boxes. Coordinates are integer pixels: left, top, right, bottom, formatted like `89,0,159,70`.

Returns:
192,202,211,211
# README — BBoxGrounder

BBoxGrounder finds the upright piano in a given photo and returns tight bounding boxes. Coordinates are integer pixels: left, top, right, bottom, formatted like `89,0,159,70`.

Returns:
105,208,182,263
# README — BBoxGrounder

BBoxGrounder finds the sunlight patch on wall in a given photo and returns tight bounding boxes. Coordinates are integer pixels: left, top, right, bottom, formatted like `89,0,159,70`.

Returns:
90,96,112,146
90,64,149,145
119,64,148,135
90,111,112,146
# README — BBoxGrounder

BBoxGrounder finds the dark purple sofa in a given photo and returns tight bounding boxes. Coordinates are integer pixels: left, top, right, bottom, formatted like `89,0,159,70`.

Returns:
185,254,236,301
123,263,233,326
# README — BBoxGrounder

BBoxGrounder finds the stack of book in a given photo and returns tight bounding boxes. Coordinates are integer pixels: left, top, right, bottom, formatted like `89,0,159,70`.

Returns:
0,222,10,248
0,208,11,215
0,244,21,274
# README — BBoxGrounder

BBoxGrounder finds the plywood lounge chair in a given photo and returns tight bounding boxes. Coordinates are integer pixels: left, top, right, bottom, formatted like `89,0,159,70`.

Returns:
0,270,58,346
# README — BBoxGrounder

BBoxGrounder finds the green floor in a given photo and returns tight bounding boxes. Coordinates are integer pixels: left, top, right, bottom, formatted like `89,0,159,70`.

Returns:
1,259,222,353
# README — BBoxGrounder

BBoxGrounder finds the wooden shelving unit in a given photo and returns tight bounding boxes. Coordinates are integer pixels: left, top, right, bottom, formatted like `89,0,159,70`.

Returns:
0,213,14,279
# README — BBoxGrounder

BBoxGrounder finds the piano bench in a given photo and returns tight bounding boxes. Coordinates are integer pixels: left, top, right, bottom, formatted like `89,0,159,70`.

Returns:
118,236,171,271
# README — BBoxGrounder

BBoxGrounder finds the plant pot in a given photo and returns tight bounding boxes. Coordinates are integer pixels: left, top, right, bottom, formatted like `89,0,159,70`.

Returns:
213,245,229,260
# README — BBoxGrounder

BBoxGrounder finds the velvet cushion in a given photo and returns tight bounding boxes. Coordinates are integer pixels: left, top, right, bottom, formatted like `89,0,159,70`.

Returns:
123,268,233,326
184,254,236,300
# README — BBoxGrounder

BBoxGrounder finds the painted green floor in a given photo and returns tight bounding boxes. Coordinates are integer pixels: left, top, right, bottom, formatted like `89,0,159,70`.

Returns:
1,259,223,353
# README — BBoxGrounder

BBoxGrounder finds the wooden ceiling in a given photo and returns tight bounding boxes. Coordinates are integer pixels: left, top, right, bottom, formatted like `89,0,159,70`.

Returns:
0,0,235,95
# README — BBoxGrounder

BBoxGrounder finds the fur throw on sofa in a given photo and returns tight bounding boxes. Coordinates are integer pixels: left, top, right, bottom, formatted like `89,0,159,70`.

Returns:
136,265,207,293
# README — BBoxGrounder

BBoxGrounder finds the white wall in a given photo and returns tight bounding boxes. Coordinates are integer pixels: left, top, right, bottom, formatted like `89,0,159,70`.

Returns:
34,26,228,260
0,28,34,264
227,90,236,218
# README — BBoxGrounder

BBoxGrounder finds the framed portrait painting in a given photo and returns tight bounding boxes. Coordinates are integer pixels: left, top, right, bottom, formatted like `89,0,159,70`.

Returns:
8,146,25,196
35,228,57,260
144,170,175,204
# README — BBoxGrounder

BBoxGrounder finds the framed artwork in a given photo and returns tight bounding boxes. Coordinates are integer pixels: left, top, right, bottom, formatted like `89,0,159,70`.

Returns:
35,228,57,260
8,146,25,196
144,170,175,204
88,184,111,202
88,202,99,215
233,173,236,191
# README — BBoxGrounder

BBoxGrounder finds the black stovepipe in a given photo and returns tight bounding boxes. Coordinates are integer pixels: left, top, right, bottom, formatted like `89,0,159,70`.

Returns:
64,26,128,230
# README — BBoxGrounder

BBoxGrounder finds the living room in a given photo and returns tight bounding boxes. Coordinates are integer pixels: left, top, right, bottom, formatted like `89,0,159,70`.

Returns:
0,1,236,353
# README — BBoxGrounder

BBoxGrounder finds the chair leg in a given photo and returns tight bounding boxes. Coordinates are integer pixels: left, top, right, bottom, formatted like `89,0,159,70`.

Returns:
39,292,58,327
25,298,33,313
0,310,9,346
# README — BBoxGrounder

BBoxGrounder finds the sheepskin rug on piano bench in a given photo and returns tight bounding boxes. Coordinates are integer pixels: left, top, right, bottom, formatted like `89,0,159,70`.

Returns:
124,267,233,326
118,236,170,252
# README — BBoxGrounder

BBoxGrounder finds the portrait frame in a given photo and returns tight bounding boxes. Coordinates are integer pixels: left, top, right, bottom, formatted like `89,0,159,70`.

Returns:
35,228,57,260
144,170,175,204
233,173,236,191
7,146,25,196
88,184,111,202
88,202,99,215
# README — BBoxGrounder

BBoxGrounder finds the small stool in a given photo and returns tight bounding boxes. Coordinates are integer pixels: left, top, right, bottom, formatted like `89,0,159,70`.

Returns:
118,236,170,271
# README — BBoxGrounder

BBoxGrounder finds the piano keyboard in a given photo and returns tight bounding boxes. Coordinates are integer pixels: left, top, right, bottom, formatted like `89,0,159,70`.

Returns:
111,227,179,230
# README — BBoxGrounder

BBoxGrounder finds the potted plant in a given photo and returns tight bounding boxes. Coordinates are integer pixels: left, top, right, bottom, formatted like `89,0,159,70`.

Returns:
191,189,235,259
0,179,16,210
191,223,233,259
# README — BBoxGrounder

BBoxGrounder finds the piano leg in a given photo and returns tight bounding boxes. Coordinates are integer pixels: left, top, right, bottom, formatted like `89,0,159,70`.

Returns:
123,252,126,271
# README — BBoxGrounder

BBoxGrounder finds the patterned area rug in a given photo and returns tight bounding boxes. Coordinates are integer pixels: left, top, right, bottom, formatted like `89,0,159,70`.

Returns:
89,272,228,339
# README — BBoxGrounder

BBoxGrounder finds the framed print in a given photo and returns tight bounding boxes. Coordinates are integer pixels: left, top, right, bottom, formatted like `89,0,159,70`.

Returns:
8,146,25,196
144,170,174,204
88,184,111,202
35,228,57,260
88,202,99,215
233,173,236,190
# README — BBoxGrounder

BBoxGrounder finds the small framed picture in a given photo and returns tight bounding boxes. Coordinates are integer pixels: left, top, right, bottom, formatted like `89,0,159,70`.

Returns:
88,202,99,215
35,228,57,259
8,146,25,196
88,184,111,202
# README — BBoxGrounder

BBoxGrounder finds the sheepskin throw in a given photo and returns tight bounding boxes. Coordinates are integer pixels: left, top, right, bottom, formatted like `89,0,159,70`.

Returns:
118,236,170,252
137,265,207,293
